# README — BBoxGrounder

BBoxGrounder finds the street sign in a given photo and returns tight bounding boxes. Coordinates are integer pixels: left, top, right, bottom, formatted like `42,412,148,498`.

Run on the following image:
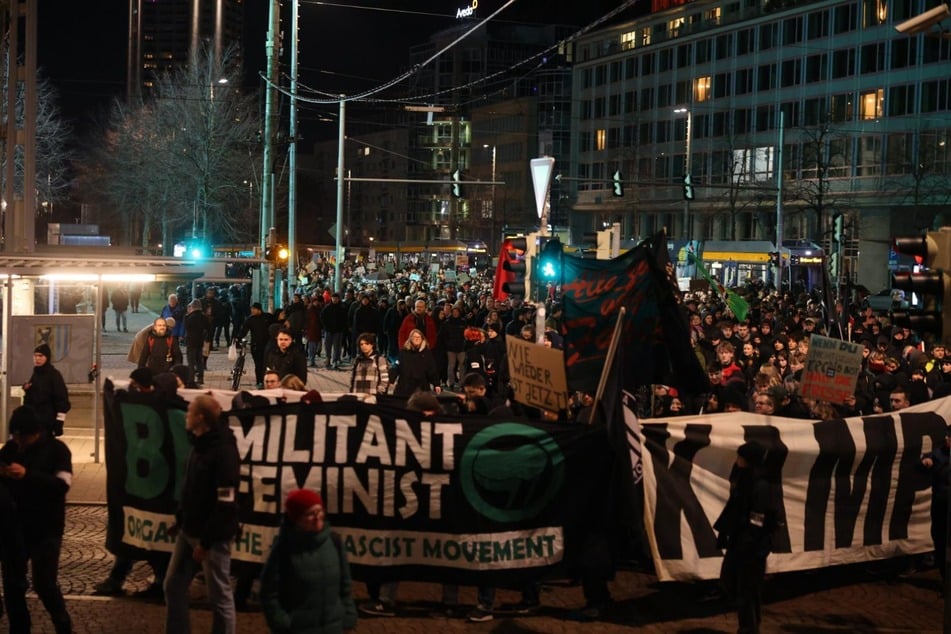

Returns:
327,223,337,238
530,157,555,220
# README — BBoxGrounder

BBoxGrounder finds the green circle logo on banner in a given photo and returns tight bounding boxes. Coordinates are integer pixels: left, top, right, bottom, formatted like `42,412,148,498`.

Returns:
459,422,566,522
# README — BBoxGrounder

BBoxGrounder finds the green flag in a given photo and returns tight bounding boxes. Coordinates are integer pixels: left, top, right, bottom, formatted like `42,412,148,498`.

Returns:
688,253,750,322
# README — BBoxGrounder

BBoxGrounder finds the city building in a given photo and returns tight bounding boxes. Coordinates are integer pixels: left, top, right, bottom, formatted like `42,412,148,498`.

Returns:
569,0,951,291
126,0,244,100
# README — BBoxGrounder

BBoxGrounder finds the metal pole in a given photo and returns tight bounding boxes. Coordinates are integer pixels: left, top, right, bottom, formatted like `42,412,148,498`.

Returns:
684,109,692,244
776,111,785,290
334,98,346,294
287,0,299,296
260,0,280,310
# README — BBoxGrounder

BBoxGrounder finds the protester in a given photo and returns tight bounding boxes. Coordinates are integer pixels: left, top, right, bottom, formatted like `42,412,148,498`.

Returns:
265,328,308,385
111,286,130,333
96,370,174,599
161,293,186,339
164,395,241,634
321,293,348,370
138,317,182,375
350,332,390,397
22,343,71,437
0,406,73,633
183,298,212,386
714,441,782,634
260,489,357,633
235,302,275,388
921,425,951,582
393,328,441,399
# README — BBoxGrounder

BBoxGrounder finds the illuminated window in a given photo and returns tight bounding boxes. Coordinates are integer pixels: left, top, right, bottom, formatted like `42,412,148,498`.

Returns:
694,76,712,102
668,16,686,37
732,147,775,183
642,27,652,46
621,30,636,51
860,88,884,119
706,7,721,25
596,129,606,151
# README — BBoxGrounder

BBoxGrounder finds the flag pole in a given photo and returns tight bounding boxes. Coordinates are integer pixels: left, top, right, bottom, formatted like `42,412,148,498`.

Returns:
587,306,627,424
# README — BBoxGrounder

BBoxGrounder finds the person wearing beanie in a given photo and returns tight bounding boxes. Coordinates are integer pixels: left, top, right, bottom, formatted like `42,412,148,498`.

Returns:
0,405,73,632
22,342,71,437
260,489,357,633
714,441,782,634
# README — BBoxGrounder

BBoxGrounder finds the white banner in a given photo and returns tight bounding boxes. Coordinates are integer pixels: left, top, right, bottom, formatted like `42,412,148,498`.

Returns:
638,397,951,581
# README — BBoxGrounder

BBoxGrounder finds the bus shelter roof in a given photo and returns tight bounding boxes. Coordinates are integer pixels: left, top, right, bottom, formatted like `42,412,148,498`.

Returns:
0,251,204,281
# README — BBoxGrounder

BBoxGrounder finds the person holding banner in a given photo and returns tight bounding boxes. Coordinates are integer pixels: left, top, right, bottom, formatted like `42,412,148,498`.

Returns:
921,426,951,583
714,441,782,634
260,489,357,634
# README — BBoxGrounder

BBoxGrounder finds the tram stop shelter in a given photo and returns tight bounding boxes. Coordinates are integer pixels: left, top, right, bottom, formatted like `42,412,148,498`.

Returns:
0,249,205,461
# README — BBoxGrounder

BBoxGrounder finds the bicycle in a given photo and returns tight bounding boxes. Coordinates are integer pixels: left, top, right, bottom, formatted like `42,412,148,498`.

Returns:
230,338,248,391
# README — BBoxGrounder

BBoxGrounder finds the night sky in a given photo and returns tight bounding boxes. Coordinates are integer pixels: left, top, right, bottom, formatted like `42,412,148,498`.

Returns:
39,1,636,136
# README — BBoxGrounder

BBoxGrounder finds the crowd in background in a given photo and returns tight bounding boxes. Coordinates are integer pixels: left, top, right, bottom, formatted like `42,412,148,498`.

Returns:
656,282,949,422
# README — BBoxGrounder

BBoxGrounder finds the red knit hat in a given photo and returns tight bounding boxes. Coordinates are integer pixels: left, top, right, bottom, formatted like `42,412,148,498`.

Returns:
284,489,323,522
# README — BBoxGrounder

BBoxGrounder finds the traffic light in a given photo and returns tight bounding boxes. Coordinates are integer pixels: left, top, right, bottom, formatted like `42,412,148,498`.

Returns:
266,244,289,263
683,173,695,201
891,229,951,343
185,240,210,260
832,213,844,243
451,169,462,198
612,170,624,197
500,236,530,298
537,237,562,281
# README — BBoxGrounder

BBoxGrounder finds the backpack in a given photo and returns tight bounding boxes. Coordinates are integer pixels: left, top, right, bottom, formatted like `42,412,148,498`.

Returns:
148,335,174,363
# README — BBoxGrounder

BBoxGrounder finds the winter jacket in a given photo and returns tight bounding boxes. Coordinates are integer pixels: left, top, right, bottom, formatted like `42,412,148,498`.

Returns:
260,521,357,634
265,345,308,384
350,352,389,395
393,348,439,398
23,361,71,435
138,331,183,374
177,426,241,549
0,432,71,542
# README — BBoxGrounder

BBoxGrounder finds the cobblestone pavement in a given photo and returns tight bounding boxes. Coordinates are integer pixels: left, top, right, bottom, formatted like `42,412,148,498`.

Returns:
17,501,945,633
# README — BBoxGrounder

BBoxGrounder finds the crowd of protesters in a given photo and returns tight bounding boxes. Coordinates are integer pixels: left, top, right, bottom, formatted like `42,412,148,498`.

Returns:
622,279,946,423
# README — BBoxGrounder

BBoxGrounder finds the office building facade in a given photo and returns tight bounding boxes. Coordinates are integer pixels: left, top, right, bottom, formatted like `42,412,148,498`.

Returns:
570,0,951,291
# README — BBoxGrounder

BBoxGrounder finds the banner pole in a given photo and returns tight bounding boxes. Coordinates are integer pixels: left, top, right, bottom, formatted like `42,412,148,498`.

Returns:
587,306,626,424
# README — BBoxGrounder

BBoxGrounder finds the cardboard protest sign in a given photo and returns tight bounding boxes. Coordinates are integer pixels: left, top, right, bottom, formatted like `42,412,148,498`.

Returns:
800,334,864,404
505,335,569,412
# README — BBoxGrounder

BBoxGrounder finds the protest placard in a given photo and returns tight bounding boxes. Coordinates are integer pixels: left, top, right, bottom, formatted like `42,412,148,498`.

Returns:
800,334,864,404
505,335,569,412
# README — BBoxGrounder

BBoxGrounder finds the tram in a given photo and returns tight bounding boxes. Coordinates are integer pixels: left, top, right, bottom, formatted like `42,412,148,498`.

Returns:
679,239,825,292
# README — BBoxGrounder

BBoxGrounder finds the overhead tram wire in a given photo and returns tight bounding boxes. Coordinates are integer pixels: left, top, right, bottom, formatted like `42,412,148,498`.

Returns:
265,0,639,107
260,0,519,105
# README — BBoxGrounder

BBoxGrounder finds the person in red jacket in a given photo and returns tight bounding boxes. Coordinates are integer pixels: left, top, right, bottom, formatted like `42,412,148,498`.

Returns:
398,299,437,349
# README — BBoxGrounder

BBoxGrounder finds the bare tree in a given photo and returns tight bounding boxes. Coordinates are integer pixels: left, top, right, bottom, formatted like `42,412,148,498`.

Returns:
882,128,951,231
787,121,852,237
87,42,261,251
0,42,73,218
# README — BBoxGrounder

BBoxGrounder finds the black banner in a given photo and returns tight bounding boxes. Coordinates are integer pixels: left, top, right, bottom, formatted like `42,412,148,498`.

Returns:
103,387,614,587
560,238,706,395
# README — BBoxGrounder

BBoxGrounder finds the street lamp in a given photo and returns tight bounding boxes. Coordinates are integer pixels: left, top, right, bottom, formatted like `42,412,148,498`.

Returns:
674,107,692,244
484,144,497,249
